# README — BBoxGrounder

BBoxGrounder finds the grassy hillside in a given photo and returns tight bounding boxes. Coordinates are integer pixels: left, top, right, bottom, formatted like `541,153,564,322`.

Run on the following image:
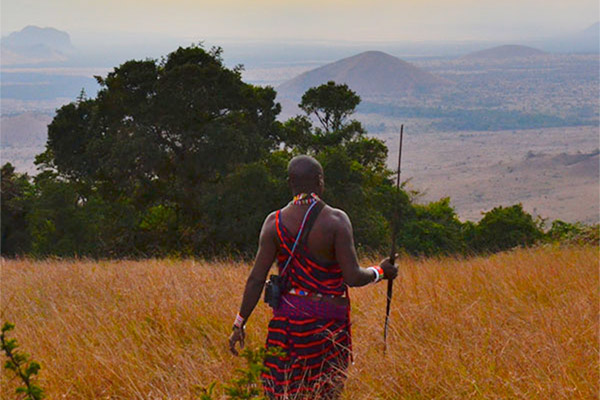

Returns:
1,246,597,399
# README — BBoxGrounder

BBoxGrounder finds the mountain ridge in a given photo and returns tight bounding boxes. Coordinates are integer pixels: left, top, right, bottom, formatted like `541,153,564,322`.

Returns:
462,44,546,60
1,25,75,66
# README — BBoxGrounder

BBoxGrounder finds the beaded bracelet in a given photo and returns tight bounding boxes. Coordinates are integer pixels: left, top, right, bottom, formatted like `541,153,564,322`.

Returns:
233,313,245,329
367,265,384,283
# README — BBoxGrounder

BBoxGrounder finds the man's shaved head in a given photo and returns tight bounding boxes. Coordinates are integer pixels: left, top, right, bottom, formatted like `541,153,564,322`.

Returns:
288,155,324,195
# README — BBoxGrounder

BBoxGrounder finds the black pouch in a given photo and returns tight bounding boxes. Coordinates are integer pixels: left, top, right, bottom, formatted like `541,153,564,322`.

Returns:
264,274,284,309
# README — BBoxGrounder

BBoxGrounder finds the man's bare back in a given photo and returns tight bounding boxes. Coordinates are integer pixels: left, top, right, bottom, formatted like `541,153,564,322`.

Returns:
266,203,343,262
260,201,370,287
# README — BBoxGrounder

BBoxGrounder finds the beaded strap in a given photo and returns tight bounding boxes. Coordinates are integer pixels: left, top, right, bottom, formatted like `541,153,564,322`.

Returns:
292,192,321,206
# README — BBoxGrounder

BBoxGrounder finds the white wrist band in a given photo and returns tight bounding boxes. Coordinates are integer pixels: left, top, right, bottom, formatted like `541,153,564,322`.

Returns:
367,266,382,283
233,313,245,329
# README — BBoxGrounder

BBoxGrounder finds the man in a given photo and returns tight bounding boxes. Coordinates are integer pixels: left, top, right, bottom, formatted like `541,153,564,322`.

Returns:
228,155,397,399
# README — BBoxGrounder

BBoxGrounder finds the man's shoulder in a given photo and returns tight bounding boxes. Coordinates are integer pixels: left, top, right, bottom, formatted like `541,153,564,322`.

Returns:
259,210,280,242
263,210,279,229
322,204,351,226
265,209,278,221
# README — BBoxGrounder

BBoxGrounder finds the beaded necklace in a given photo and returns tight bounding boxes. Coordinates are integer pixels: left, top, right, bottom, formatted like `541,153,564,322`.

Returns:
291,192,320,206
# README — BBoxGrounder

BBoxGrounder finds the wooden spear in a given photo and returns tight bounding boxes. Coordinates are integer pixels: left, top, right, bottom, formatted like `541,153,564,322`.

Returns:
384,124,403,353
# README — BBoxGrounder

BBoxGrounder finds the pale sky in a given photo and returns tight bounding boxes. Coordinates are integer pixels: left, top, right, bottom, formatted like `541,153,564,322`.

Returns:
1,0,598,43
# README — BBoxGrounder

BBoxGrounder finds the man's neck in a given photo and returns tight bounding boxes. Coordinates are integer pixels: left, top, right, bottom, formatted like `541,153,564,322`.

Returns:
292,189,321,196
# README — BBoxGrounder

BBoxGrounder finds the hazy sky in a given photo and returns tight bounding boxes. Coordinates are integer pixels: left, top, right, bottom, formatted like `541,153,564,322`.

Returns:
1,0,598,43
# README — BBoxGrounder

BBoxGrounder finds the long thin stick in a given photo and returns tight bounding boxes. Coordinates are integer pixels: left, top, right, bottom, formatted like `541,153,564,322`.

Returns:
384,124,403,354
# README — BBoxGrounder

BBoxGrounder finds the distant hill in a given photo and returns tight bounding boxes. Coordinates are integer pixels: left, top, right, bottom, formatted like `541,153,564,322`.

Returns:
3,26,72,49
462,45,547,60
561,21,600,53
276,51,452,100
581,21,600,37
523,22,599,54
1,26,75,65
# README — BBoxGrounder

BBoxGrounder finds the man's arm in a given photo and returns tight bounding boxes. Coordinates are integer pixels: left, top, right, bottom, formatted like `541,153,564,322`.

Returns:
229,212,277,355
334,209,397,287
238,212,278,319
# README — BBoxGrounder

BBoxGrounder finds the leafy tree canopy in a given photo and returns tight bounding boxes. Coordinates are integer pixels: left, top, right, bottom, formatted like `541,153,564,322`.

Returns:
300,81,360,134
31,45,284,256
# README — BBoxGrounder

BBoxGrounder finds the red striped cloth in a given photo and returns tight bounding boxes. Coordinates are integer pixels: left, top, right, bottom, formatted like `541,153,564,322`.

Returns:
261,210,351,399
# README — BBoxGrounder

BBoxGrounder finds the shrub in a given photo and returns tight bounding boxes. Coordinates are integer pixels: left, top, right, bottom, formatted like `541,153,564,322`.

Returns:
1,322,44,400
547,220,600,245
399,198,467,256
471,204,543,252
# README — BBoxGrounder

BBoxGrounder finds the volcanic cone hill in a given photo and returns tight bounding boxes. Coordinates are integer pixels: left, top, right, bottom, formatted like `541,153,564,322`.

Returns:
462,44,547,60
276,51,453,100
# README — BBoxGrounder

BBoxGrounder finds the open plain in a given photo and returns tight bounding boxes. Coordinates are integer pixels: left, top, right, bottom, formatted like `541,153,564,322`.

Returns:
379,125,599,224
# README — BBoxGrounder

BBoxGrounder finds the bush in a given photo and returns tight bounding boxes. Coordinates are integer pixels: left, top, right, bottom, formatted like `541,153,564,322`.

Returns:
399,198,466,256
547,220,599,245
471,204,543,252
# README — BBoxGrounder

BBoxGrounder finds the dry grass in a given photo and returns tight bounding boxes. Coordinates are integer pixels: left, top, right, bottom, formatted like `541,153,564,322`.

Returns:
1,245,597,399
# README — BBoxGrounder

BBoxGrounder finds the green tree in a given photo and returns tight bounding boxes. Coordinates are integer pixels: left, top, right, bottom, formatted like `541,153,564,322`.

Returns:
471,204,543,252
284,81,365,154
317,146,390,249
35,44,283,257
35,98,101,182
281,81,406,250
300,81,360,134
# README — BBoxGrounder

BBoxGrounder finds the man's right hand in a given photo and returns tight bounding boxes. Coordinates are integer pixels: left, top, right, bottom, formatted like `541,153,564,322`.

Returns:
228,326,245,356
379,256,399,280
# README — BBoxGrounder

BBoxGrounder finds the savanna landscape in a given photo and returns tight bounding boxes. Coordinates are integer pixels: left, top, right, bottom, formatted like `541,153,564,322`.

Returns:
1,3,599,400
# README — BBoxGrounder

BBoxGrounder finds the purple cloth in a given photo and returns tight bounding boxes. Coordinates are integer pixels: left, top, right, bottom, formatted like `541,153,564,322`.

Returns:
274,293,349,321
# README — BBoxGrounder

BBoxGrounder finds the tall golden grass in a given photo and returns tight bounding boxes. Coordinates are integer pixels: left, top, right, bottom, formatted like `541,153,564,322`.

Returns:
1,245,597,399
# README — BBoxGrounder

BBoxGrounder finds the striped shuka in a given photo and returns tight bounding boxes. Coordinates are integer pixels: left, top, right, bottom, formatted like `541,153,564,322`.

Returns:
262,209,352,399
